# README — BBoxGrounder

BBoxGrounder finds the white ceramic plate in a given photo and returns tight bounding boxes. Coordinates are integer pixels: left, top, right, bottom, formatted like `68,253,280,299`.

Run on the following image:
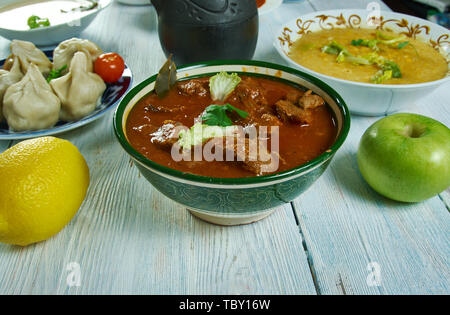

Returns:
0,0,112,46
258,0,283,15
0,50,133,140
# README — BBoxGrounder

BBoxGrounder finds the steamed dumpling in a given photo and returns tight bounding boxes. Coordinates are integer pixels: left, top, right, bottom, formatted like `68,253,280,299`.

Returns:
10,40,52,75
50,52,106,121
0,56,24,122
53,38,103,74
3,64,60,131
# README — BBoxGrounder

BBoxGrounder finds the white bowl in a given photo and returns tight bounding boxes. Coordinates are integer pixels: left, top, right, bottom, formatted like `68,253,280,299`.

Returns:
259,0,282,15
0,0,112,46
274,9,450,116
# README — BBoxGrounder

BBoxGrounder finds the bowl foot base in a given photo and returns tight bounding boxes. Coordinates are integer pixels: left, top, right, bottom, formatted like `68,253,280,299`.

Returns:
188,208,276,226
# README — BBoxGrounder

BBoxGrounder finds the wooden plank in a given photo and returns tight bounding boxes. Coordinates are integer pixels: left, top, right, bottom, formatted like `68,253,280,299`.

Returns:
287,0,450,295
0,111,317,294
1,0,448,296
0,2,318,294
292,112,450,294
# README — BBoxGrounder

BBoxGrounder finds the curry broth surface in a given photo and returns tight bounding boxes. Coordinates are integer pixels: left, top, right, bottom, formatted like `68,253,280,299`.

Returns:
288,28,448,84
126,76,337,178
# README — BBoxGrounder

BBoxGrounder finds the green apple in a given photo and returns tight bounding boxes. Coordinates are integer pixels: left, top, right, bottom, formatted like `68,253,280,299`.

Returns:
357,113,450,202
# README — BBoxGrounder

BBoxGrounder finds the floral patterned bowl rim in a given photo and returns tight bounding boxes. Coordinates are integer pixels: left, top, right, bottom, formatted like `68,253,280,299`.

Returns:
274,9,450,89
113,60,351,187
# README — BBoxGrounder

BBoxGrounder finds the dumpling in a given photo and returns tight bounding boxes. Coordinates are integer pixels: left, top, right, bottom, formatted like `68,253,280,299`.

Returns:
53,38,103,74
3,64,60,131
0,56,24,122
50,52,106,121
10,40,52,75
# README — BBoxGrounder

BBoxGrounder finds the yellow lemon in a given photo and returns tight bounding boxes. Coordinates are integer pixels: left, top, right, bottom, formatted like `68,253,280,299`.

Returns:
0,136,89,246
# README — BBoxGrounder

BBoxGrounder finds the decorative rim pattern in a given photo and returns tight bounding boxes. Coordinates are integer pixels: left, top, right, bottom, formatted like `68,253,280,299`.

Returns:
278,10,450,53
276,9,450,89
113,60,351,187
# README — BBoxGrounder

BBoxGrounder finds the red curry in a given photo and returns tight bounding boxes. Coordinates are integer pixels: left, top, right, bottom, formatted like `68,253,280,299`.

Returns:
126,76,337,178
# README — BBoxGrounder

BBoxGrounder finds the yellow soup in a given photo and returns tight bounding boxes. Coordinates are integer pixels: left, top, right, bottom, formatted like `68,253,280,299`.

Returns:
288,28,448,84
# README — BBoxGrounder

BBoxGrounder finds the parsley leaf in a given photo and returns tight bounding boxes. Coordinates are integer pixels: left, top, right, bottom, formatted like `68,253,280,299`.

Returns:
201,104,248,127
351,39,364,46
46,65,67,83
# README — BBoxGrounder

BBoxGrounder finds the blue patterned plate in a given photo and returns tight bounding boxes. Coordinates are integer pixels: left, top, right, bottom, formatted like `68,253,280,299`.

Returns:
0,50,133,140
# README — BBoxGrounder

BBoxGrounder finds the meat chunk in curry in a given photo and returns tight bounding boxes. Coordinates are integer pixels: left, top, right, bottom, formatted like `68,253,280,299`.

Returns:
208,137,283,176
299,90,325,109
274,99,313,124
150,120,183,148
177,79,209,97
229,77,269,113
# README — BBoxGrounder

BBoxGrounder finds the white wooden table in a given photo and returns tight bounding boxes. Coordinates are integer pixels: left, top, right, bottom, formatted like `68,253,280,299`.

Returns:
0,0,449,295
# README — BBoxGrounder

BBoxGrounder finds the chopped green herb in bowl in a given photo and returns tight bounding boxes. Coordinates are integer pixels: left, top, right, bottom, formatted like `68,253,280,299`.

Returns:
27,15,50,29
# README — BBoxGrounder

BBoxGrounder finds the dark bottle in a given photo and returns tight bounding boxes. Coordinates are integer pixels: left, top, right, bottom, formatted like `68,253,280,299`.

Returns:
151,0,259,65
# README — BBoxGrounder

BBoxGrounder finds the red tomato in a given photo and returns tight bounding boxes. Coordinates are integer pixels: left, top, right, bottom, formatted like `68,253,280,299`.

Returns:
94,53,125,83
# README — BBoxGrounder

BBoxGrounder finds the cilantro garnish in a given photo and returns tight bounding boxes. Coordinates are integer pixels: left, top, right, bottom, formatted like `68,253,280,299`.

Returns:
201,104,248,127
46,65,67,83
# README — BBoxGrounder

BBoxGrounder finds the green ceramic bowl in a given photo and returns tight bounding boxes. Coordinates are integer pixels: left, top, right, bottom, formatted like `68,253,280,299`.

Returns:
114,60,350,225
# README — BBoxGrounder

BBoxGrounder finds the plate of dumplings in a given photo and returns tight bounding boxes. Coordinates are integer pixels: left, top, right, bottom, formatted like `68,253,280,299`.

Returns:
0,38,133,140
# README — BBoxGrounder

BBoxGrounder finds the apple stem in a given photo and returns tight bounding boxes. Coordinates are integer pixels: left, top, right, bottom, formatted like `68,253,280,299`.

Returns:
401,124,426,138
